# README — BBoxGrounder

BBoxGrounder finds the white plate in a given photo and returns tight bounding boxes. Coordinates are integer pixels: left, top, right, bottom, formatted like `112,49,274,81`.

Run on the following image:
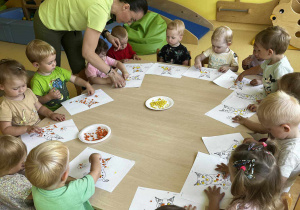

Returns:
145,96,174,110
78,124,111,144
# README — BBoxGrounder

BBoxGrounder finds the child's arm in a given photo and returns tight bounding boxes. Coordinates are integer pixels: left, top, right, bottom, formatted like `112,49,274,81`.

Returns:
194,53,207,69
70,75,95,96
182,60,189,66
242,56,252,70
204,186,225,210
35,101,65,122
232,116,268,133
0,121,42,136
88,76,112,85
115,61,129,80
218,65,238,73
37,88,61,104
133,54,141,60
88,153,102,183
236,65,263,82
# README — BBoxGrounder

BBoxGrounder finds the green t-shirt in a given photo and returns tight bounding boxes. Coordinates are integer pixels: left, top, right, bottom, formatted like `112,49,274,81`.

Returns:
38,0,113,31
32,175,95,210
30,66,72,111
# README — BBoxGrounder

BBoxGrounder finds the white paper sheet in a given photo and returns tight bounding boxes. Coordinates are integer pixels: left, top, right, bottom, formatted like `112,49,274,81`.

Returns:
182,66,222,81
222,89,265,105
21,119,79,153
61,89,113,115
180,152,232,209
124,63,154,74
202,133,243,162
69,147,135,192
129,187,201,210
146,63,189,78
205,103,256,128
121,63,154,88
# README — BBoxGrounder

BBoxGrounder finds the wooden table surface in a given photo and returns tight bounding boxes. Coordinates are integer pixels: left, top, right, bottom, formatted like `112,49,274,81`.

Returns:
38,64,253,210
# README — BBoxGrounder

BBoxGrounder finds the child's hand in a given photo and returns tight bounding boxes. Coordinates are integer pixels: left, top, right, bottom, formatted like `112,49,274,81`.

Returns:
26,125,43,134
250,79,262,86
194,62,202,70
242,56,252,66
48,88,61,100
232,115,247,124
204,186,225,204
86,84,95,96
235,72,245,83
123,72,129,80
89,153,102,164
215,163,229,178
247,104,257,112
133,54,141,60
218,66,229,73
183,205,197,210
243,137,258,144
121,59,129,63
50,113,65,122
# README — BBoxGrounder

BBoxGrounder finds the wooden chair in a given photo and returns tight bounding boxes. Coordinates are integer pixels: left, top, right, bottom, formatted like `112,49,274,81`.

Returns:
281,192,292,210
21,0,42,20
156,48,192,66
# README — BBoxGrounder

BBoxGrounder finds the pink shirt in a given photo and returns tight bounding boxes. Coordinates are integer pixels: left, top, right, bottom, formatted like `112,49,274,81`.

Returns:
85,56,117,78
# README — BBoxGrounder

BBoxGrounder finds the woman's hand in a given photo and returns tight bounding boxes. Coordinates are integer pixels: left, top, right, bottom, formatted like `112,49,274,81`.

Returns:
107,33,121,50
108,69,126,88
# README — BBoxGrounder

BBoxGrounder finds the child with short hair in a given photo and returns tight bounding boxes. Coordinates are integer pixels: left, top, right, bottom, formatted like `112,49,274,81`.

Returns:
0,135,34,209
194,26,238,72
26,39,95,111
85,38,129,85
236,26,293,95
0,59,65,136
206,142,284,209
107,25,140,63
158,20,191,66
25,141,102,210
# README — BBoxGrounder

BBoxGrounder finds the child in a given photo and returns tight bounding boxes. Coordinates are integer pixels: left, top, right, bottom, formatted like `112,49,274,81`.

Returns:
194,26,238,72
0,59,65,136
232,72,300,133
25,141,102,210
156,205,195,210
205,142,284,209
236,26,293,95
0,135,34,209
157,20,191,66
85,38,129,85
107,25,140,63
26,39,95,111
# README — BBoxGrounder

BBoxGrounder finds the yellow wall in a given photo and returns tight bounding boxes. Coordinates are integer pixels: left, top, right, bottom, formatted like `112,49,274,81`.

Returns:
170,0,273,20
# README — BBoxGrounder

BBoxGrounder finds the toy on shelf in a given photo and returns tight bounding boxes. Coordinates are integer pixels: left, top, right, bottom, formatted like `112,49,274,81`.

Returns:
21,0,41,20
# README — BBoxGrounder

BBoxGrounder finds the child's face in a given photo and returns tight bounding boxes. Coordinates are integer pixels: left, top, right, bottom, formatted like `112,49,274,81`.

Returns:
9,154,26,174
37,54,57,75
211,38,229,54
166,29,182,47
0,77,27,99
119,37,128,50
254,43,271,60
253,45,264,61
261,122,288,139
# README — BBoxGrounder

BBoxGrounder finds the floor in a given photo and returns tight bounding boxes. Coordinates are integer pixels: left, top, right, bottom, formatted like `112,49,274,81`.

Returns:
0,20,299,209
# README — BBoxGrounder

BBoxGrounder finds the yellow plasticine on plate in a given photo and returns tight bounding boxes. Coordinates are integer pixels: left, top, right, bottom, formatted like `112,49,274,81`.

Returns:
150,98,168,109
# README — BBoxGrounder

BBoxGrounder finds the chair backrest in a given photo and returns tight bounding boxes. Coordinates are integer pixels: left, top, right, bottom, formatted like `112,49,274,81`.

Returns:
156,48,191,66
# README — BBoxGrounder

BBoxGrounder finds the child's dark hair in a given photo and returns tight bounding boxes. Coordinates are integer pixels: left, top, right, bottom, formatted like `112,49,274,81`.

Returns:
279,72,300,102
95,39,109,55
0,59,27,84
156,205,185,210
229,142,283,209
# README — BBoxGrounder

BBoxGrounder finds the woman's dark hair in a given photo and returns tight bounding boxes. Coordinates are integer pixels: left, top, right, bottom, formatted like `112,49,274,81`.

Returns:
95,39,109,55
120,0,148,14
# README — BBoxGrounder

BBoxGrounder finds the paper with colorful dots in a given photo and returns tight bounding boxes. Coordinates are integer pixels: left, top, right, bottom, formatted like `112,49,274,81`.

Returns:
129,187,201,210
61,89,113,115
180,152,232,209
69,147,135,192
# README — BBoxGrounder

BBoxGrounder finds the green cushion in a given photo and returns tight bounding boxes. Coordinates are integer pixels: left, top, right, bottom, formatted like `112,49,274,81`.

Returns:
124,12,167,55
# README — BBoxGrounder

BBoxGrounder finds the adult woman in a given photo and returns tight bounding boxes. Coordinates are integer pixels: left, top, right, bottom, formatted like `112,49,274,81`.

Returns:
34,0,148,88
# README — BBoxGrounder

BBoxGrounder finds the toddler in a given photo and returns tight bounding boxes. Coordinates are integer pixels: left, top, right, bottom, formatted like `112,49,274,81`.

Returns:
26,39,95,111
25,141,102,210
158,20,191,66
85,38,129,85
0,59,65,136
107,25,140,62
0,135,34,209
236,26,293,95
206,142,284,209
194,26,238,72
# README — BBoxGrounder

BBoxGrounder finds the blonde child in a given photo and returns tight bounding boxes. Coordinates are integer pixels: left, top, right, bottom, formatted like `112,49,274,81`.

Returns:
25,141,102,210
26,39,95,111
205,142,284,210
85,38,129,85
107,25,140,63
0,135,34,209
194,26,238,72
157,20,191,66
0,59,65,136
236,26,293,95
232,72,300,133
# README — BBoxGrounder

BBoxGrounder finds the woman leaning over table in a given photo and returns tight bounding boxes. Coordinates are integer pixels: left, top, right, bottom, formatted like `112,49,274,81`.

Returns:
34,0,148,88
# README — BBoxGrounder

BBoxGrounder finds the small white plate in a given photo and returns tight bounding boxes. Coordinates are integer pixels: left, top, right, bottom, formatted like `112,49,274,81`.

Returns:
78,124,111,144
145,96,174,110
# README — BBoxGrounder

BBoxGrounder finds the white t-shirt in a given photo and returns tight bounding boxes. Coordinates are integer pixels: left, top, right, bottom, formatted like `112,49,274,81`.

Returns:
273,137,300,192
261,56,293,95
203,47,238,69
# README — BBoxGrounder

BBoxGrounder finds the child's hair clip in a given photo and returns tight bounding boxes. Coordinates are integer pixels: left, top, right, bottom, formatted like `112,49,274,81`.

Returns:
262,142,267,147
240,166,246,171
